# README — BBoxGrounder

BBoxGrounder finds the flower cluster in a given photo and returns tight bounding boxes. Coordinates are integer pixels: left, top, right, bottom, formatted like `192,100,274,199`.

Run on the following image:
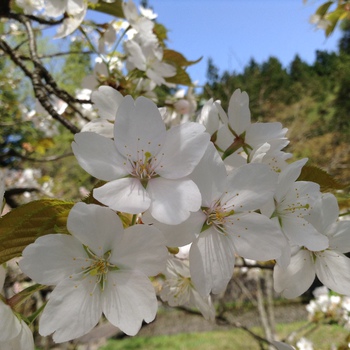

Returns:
0,86,347,349
306,286,350,327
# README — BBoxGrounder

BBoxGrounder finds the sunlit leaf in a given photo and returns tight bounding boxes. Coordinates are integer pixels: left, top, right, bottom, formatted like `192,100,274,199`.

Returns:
154,23,168,44
315,1,334,17
325,8,344,36
0,199,74,264
163,49,202,67
165,66,193,86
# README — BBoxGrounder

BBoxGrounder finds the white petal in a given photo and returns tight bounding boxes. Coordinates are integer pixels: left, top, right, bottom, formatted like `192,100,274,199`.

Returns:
142,210,205,247
93,178,151,214
147,177,201,225
281,216,329,251
197,98,220,136
44,0,66,16
328,221,350,253
124,41,146,71
275,159,308,202
91,86,124,120
67,203,124,254
111,224,167,276
221,163,277,211
307,193,339,233
19,234,87,286
102,270,157,336
315,250,350,295
2,321,35,350
216,124,233,152
156,122,210,179
245,122,287,149
190,143,227,206
55,6,86,39
114,96,166,160
227,89,251,136
190,227,236,296
39,276,102,343
273,249,315,298
72,132,128,181
0,303,21,341
228,212,285,261
81,119,114,138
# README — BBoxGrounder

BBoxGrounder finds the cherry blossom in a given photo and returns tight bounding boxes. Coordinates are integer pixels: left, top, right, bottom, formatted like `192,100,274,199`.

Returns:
160,256,215,321
81,86,124,138
261,158,329,256
145,143,286,296
73,95,210,225
19,202,167,342
274,193,350,298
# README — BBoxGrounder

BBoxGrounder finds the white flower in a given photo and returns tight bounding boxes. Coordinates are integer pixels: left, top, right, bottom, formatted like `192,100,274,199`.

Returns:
0,266,35,350
139,6,157,20
98,23,117,54
274,193,350,298
160,256,215,321
81,86,124,138
42,0,93,38
188,145,285,295
82,58,109,90
55,5,87,38
196,98,223,136
124,40,176,85
44,0,85,17
15,0,44,14
310,14,331,30
147,143,286,296
296,337,314,350
215,89,289,170
19,202,167,342
261,159,328,261
122,0,157,45
73,95,210,225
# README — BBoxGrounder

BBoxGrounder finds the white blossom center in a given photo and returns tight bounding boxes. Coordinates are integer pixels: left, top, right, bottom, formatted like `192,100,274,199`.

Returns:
203,202,235,235
77,247,118,291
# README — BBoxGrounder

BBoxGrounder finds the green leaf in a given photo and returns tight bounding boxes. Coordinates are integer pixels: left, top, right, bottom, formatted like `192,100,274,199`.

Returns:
89,0,124,18
0,199,74,264
316,1,334,17
165,66,193,86
154,23,168,44
297,165,347,191
325,8,344,36
163,49,202,67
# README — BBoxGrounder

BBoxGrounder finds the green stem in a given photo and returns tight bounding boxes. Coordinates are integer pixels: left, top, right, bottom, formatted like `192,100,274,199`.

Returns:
131,214,137,225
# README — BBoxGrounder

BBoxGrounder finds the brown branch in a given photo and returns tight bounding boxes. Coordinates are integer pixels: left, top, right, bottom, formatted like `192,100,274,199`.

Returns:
0,37,80,133
19,50,94,61
5,12,64,26
5,150,74,163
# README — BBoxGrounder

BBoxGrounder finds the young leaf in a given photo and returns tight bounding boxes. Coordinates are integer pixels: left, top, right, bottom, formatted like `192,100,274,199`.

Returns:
165,67,193,86
0,199,74,264
315,1,334,17
163,49,202,67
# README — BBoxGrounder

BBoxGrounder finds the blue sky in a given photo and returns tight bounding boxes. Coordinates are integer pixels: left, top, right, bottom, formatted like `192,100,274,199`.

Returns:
132,0,342,86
